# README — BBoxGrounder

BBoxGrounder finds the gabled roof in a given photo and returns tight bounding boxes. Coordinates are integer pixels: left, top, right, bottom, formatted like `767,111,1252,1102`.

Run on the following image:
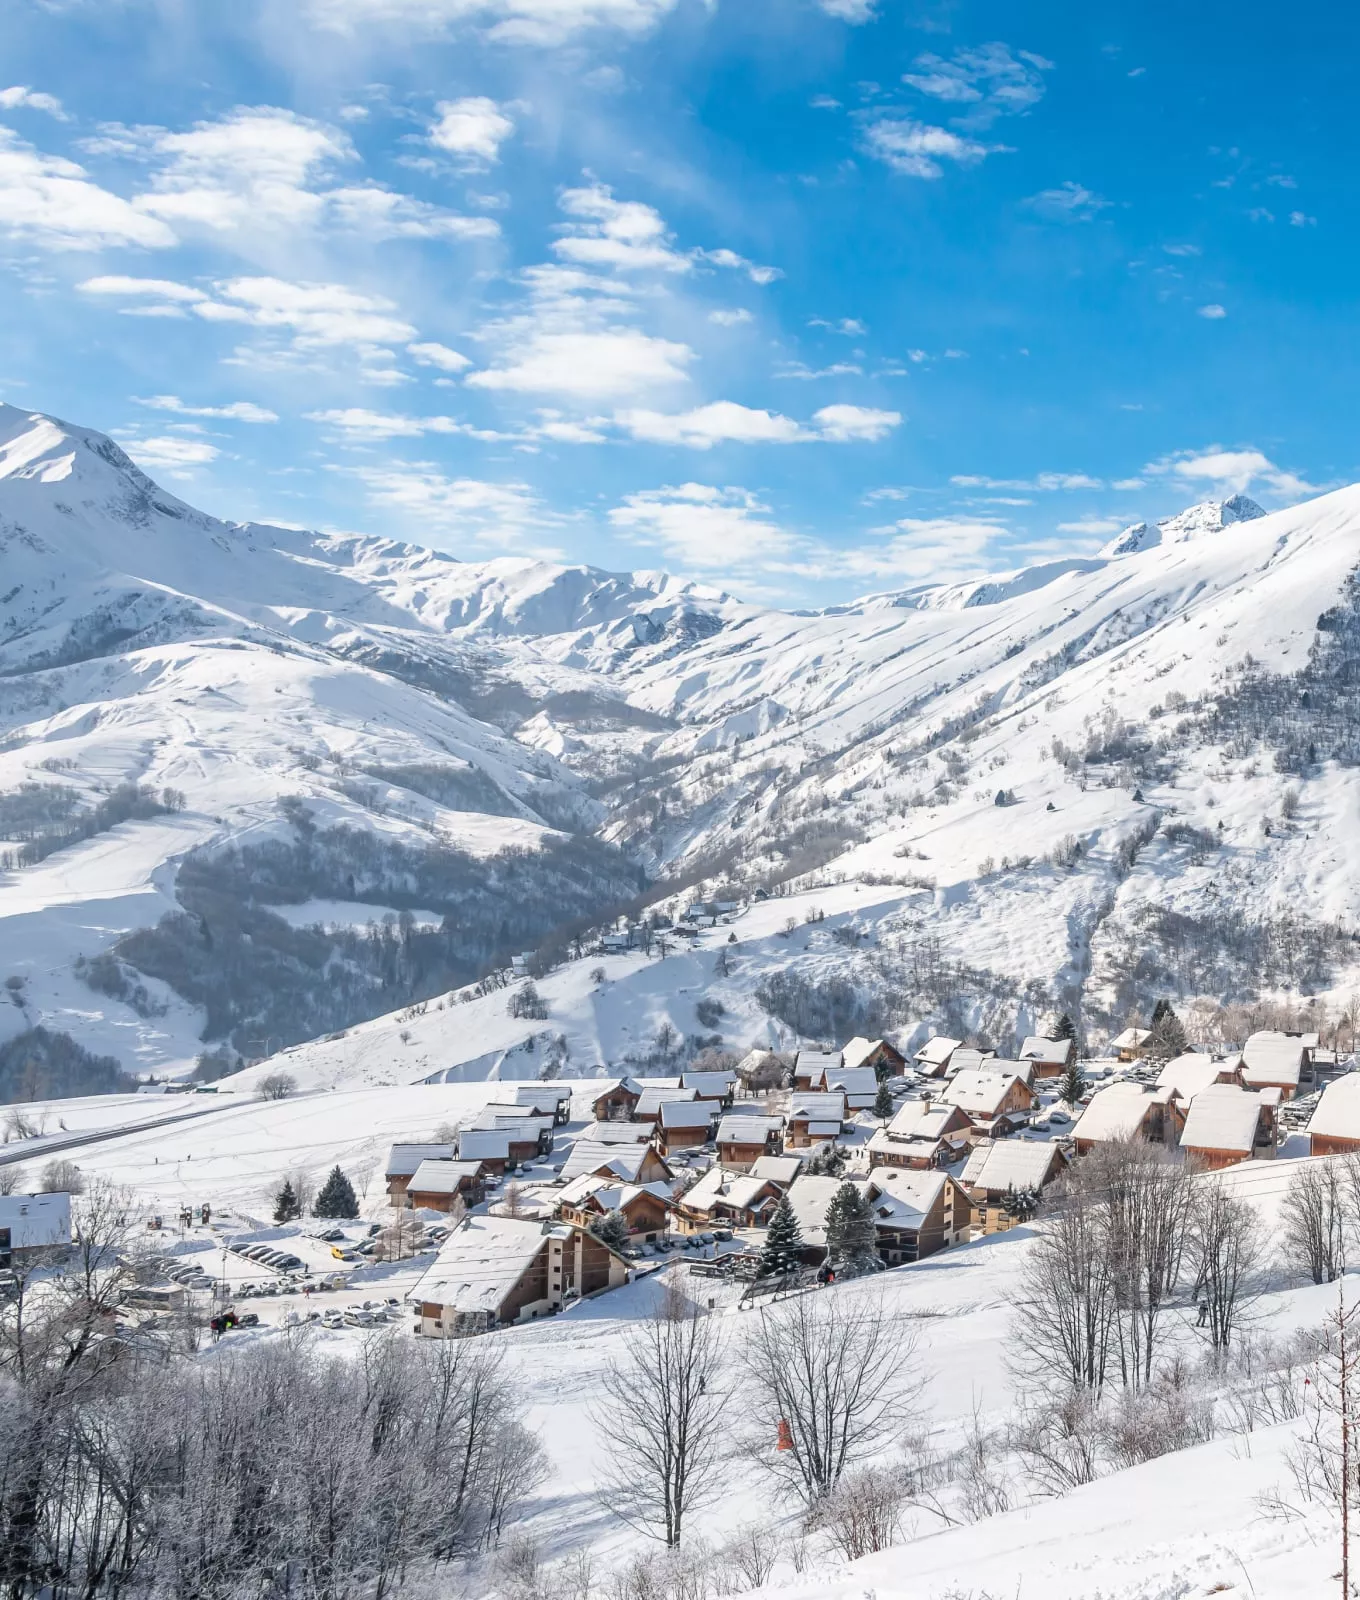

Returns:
1180,1083,1268,1155
841,1037,903,1072
750,1154,803,1184
579,1120,655,1145
824,1066,878,1096
1020,1035,1071,1065
886,1100,965,1141
787,1090,848,1121
1241,1032,1307,1088
386,1142,455,1178
945,1047,996,1077
942,1071,1028,1117
1072,1081,1167,1143
457,1129,514,1161
1309,1072,1360,1141
794,1050,844,1079
635,1086,698,1117
959,1139,1066,1195
681,1071,737,1098
473,1111,554,1136
784,1174,855,1247
412,1215,554,1316
717,1113,784,1145
559,1175,673,1214
1155,1052,1239,1100
915,1036,963,1067
508,1084,571,1110
408,1159,483,1195
865,1167,949,1227
682,1167,779,1216
559,1140,668,1184
658,1098,716,1129
1110,1027,1152,1051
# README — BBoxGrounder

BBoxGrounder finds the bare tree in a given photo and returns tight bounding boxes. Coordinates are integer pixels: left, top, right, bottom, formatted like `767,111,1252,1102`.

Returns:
0,1164,24,1195
39,1157,84,1194
720,1525,782,1591
1012,1179,1116,1391
808,1463,909,1559
257,1070,297,1100
1190,1184,1264,1353
747,1289,920,1506
1282,1159,1347,1284
593,1305,728,1546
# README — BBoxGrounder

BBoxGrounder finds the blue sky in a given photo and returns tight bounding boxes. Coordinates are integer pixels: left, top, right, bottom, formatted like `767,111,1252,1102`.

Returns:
1,0,1354,604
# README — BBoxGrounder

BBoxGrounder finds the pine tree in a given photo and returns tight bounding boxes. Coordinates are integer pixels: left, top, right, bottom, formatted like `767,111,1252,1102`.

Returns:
1150,997,1173,1026
823,1182,853,1262
1052,1013,1076,1041
313,1165,359,1219
827,1182,879,1275
1000,1185,1041,1224
1058,1058,1086,1108
759,1194,804,1279
1144,1006,1190,1064
873,1080,894,1122
590,1210,631,1252
272,1178,299,1223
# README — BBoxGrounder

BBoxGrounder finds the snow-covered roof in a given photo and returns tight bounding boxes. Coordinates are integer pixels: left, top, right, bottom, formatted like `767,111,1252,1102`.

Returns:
784,1174,855,1246
658,1098,715,1129
387,1142,455,1177
1019,1035,1070,1064
1308,1072,1360,1141
945,1047,996,1077
579,1120,654,1144
825,1066,878,1095
473,1111,553,1135
408,1159,483,1195
865,1167,948,1226
806,1120,843,1137
942,1071,1027,1117
457,1129,514,1161
841,1037,900,1071
508,1084,570,1109
633,1075,685,1089
560,1177,672,1215
886,1100,962,1141
960,1139,1065,1195
635,1086,698,1117
1071,1081,1164,1143
558,1140,663,1184
717,1113,783,1145
1180,1084,1267,1155
750,1154,803,1184
795,1050,844,1078
413,1215,556,1316
787,1090,848,1121
683,1167,778,1215
1240,1032,1307,1089
1110,1027,1152,1051
915,1036,962,1066
681,1071,736,1098
1155,1053,1238,1100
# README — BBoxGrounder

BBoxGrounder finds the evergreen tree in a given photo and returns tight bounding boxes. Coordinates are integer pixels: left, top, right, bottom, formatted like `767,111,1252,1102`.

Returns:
1144,1006,1190,1064
1150,997,1173,1026
590,1210,632,1252
313,1164,359,1219
823,1182,853,1261
1058,1058,1086,1108
1052,1013,1076,1041
826,1182,880,1275
759,1194,804,1279
873,1080,894,1122
806,1141,847,1178
999,1185,1041,1224
272,1178,299,1223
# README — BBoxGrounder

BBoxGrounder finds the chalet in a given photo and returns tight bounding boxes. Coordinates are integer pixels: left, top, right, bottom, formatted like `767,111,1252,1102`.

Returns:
1072,1082,1184,1154
1154,1052,1243,1100
865,1099,973,1169
864,1169,971,1263
507,1084,573,1125
1241,1031,1313,1100
578,1120,656,1146
410,1216,630,1335
655,1097,717,1153
914,1036,963,1078
456,1129,518,1176
785,1089,849,1148
472,1109,556,1159
1308,1072,1360,1155
674,1167,783,1232
959,1140,1068,1235
944,1046,997,1078
558,1140,673,1186
716,1113,785,1170
1179,1083,1279,1169
1018,1035,1076,1078
734,1049,791,1093
823,1065,879,1112
634,1086,699,1126
590,1079,642,1122
792,1050,843,1091
841,1037,907,1078
557,1177,673,1242
386,1142,456,1205
405,1159,485,1213
680,1070,737,1108
750,1153,803,1185
1110,1026,1152,1063
782,1174,854,1258
940,1071,1035,1133
0,1192,71,1265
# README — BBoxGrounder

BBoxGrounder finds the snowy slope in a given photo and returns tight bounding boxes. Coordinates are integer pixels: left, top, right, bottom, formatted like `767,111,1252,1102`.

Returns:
6,399,1360,1085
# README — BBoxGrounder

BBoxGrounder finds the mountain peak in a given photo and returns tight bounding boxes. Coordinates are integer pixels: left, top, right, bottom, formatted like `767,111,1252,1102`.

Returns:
1099,493,1266,559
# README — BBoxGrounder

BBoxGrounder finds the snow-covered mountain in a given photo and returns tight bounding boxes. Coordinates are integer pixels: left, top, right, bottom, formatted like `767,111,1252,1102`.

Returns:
4,399,1360,1089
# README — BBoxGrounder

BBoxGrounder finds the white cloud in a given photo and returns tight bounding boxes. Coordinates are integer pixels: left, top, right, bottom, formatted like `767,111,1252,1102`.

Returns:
845,515,1010,582
1163,242,1201,257
79,275,206,302
135,394,278,422
328,185,500,240
307,407,462,438
0,86,67,119
774,361,863,379
122,435,221,471
345,462,549,542
709,308,752,326
1025,181,1110,221
818,0,877,19
951,470,1102,492
901,43,1052,128
861,120,992,179
810,317,867,336
304,0,677,45
1056,515,1125,535
555,182,689,273
1197,303,1227,319
407,340,472,372
0,130,176,251
1148,445,1315,499
467,328,694,400
616,402,807,448
429,97,515,165
813,404,901,442
610,483,795,567
695,246,782,284
1290,210,1317,227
